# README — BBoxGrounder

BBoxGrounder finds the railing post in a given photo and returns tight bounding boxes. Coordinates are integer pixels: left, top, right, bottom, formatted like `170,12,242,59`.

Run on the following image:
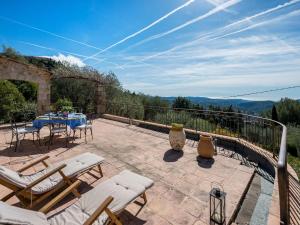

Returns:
277,126,289,225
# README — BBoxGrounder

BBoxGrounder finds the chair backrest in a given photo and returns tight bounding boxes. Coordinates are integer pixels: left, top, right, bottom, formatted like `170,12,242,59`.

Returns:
50,117,68,128
86,113,95,125
10,118,18,132
0,201,48,225
10,112,32,130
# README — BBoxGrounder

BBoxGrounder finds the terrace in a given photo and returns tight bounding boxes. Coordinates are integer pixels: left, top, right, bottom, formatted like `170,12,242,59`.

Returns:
0,106,298,225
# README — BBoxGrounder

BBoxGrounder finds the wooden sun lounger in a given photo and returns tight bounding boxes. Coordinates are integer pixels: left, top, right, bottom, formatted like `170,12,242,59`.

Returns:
0,152,104,209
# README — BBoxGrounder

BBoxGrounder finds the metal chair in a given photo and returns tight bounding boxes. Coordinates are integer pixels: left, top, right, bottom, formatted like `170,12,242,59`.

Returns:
72,114,94,143
9,114,40,151
48,117,69,148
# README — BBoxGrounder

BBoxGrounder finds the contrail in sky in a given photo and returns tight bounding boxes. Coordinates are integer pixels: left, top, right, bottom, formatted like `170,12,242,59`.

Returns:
121,0,300,67
124,0,241,51
82,0,196,61
19,41,123,68
0,16,103,50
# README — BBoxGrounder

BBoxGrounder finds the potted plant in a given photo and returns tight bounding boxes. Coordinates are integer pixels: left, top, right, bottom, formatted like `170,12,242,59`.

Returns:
169,123,186,151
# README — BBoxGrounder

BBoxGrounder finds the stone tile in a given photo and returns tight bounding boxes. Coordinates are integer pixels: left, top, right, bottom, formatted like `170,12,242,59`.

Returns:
163,188,186,205
180,196,207,218
174,179,195,196
192,220,207,225
148,196,197,225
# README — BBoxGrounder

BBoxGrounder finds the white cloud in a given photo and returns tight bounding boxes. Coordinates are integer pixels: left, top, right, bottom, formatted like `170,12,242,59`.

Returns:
116,33,300,100
45,53,86,67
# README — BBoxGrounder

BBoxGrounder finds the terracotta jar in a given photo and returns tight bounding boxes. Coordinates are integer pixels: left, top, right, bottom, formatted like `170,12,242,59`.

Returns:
197,134,215,158
169,123,186,151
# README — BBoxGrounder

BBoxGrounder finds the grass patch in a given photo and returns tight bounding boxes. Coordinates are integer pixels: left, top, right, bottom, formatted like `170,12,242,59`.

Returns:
288,154,300,179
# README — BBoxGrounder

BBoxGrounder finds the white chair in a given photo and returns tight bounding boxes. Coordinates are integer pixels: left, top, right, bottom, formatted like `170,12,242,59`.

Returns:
72,114,94,143
48,118,69,148
10,118,40,151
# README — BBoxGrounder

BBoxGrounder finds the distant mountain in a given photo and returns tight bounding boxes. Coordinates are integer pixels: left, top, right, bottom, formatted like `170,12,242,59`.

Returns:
161,96,274,113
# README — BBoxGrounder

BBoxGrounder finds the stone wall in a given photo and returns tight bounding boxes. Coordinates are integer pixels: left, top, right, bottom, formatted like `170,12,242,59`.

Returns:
95,84,106,115
0,57,51,114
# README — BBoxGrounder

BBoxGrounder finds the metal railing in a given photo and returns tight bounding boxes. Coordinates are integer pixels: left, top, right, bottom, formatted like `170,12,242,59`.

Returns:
105,102,289,224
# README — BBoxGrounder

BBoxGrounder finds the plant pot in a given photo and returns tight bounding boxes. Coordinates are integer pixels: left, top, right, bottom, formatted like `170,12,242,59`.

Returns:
169,123,186,151
197,134,215,158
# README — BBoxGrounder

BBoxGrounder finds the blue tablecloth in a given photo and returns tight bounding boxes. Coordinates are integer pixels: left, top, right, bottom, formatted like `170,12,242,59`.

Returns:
33,113,86,129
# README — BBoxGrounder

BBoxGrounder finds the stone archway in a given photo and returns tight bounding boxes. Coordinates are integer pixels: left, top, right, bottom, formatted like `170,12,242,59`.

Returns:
0,56,51,114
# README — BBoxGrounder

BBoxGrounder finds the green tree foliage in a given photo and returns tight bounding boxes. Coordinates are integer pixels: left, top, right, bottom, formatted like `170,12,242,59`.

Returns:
1,46,28,63
271,105,278,121
276,98,300,125
172,97,192,109
54,98,73,112
107,91,144,120
139,95,169,120
10,80,38,102
51,65,114,113
0,80,25,122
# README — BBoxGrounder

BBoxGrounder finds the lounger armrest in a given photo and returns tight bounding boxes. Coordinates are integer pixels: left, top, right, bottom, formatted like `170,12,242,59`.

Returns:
39,180,81,214
18,155,50,172
23,164,67,191
84,196,122,225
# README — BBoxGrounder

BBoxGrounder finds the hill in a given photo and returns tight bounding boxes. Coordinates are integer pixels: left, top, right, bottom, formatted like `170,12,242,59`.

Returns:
162,96,274,113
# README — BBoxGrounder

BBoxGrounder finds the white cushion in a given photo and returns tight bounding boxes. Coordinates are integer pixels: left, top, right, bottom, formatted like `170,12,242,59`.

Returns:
48,203,107,225
74,124,92,129
54,152,105,178
24,166,64,194
51,127,66,133
0,166,28,188
0,153,105,194
0,201,48,225
0,165,64,194
49,170,153,225
114,170,154,192
16,127,39,134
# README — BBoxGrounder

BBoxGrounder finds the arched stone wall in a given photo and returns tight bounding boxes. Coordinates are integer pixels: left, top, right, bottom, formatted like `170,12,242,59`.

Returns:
0,56,51,114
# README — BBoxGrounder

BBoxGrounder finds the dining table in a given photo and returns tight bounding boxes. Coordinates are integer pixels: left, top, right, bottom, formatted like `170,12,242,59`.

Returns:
33,113,87,129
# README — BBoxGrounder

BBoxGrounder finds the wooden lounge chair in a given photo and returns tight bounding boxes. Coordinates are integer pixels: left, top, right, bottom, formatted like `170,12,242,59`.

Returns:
0,152,105,209
0,170,154,225
0,185,122,225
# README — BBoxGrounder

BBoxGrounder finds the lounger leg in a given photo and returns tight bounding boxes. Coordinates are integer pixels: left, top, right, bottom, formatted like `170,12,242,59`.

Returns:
71,187,81,198
105,209,123,225
1,191,16,202
59,173,81,198
97,164,103,177
90,128,93,140
141,192,147,204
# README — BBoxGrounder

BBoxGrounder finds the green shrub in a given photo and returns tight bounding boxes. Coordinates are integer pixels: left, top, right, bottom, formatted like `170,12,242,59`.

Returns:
55,98,73,112
0,80,25,122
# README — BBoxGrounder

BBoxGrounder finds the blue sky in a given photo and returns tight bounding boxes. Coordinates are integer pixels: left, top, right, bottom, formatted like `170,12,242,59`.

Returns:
1,0,300,100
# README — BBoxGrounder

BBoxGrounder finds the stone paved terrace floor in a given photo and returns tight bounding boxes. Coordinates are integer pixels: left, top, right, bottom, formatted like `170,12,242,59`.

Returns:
0,118,255,225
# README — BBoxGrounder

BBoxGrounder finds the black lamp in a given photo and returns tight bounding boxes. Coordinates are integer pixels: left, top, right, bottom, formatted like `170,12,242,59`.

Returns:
210,187,226,225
